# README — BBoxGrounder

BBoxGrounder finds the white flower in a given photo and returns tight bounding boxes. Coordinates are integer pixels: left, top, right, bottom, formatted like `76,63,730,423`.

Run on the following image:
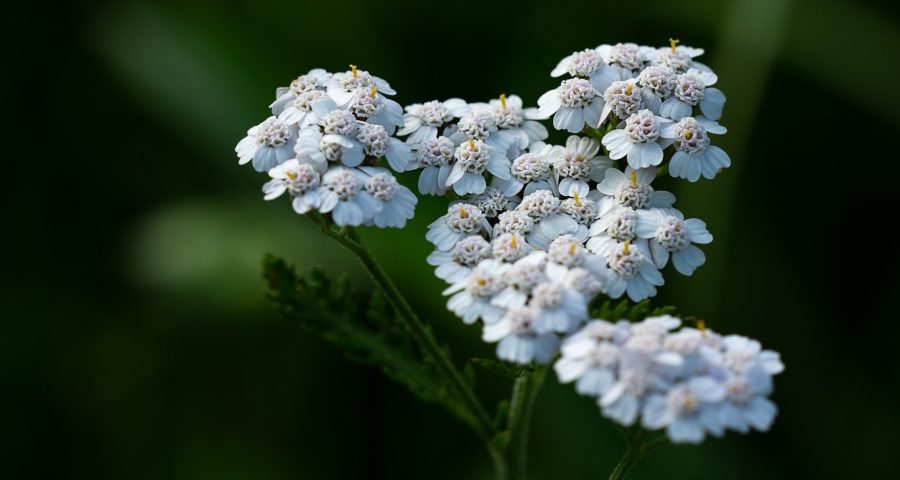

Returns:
516,189,560,219
663,116,730,182
598,317,685,425
587,205,638,256
445,140,511,195
493,142,557,196
492,252,547,309
444,259,509,324
637,66,677,101
262,159,322,214
556,320,624,395
413,136,455,195
552,136,613,197
355,123,414,172
660,73,726,121
715,367,779,434
317,167,382,227
427,235,492,284
398,98,469,144
326,65,396,107
426,203,490,251
597,42,646,75
596,167,675,210
636,210,712,275
450,110,497,140
318,105,359,135
559,191,600,226
600,359,654,425
708,337,783,434
276,89,331,127
526,212,588,250
529,261,589,334
473,187,517,218
483,307,560,364
537,78,605,133
495,210,536,236
357,167,417,228
491,232,533,263
640,377,727,444
550,47,625,93
716,335,784,376
483,94,548,149
270,68,332,116
235,116,297,172
598,80,651,125
596,240,664,301
294,126,363,171
650,43,718,85
348,86,404,134
602,109,675,169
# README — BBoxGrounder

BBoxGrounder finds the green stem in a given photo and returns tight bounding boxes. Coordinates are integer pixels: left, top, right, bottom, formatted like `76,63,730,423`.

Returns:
607,431,668,480
504,365,548,480
308,215,496,440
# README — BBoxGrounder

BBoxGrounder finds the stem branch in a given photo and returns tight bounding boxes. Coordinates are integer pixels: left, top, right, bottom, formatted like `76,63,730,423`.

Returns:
608,430,668,480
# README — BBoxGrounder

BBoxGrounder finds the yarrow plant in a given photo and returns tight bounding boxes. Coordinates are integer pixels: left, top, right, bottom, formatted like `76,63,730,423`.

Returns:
239,40,782,480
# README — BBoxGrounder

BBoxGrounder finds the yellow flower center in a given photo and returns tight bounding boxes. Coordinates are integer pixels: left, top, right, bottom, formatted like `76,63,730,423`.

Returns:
369,86,377,98
625,83,633,96
669,38,680,53
499,93,507,109
630,171,638,187
623,240,631,254
468,139,476,150
459,207,469,218
511,234,518,249
349,64,358,78
573,191,581,206
285,170,297,180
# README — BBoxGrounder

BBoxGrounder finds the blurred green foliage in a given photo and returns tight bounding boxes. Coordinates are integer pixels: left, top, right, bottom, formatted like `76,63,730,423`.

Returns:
3,0,900,478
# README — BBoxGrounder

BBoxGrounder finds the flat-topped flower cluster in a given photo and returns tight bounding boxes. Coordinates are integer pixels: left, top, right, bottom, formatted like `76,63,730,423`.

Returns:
421,41,726,367
556,316,783,444
236,41,782,445
236,66,416,228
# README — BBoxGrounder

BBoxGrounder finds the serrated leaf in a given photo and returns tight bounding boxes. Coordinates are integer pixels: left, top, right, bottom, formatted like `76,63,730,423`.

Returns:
586,294,678,322
627,300,650,321
650,305,678,316
470,358,535,379
262,254,476,426
612,299,631,320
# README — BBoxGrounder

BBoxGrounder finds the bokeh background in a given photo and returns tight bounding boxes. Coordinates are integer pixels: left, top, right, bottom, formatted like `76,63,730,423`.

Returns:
4,0,900,478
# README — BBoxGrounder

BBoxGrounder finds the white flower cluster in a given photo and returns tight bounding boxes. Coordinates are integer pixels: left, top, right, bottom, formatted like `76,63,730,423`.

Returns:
398,94,549,196
538,40,730,182
425,164,708,364
236,66,417,228
240,45,782,446
556,317,784,444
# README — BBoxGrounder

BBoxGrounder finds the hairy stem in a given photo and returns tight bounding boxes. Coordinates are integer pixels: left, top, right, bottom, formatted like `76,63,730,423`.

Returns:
308,215,496,440
503,365,548,480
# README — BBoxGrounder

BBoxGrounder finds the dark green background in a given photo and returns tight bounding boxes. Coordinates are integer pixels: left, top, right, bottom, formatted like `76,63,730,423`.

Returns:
4,0,899,478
